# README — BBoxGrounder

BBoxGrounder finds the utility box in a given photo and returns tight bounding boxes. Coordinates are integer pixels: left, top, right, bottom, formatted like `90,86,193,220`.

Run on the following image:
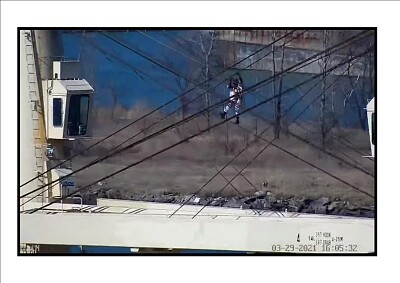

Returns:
53,61,80,80
366,98,375,158
50,168,75,198
42,61,94,140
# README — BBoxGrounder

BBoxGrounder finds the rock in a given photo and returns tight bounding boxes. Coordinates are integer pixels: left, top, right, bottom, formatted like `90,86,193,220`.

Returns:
240,203,251,210
271,201,283,210
341,210,361,217
244,196,257,204
224,198,242,208
343,202,358,211
254,191,267,198
210,197,226,207
310,197,330,207
252,199,265,210
302,198,312,206
262,198,272,209
327,201,343,213
360,209,375,218
285,197,302,212
302,206,315,214
181,195,194,204
290,206,301,213
161,196,175,203
199,198,209,206
308,197,330,214
288,197,297,206
114,190,122,199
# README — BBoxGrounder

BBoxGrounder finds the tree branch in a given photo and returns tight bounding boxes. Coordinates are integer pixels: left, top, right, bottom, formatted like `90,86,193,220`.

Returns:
207,31,216,56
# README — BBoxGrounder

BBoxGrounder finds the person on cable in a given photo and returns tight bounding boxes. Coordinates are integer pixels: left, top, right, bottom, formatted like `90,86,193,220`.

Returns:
220,72,244,124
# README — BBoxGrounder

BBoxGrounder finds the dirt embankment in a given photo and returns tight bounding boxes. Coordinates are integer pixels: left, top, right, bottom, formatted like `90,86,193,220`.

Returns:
71,106,375,217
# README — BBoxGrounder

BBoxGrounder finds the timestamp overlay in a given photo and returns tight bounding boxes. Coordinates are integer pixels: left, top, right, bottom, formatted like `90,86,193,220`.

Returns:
271,232,362,253
256,215,375,253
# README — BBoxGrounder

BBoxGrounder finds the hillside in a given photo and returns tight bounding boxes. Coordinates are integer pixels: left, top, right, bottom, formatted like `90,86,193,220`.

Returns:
72,106,375,217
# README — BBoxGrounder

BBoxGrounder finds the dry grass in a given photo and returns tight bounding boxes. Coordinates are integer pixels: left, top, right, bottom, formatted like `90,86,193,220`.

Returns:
72,106,375,207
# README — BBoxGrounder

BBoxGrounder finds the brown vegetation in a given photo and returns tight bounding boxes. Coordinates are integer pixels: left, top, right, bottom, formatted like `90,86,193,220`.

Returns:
72,106,375,207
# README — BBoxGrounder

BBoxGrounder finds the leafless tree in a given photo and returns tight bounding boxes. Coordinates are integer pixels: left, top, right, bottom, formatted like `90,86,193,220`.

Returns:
190,30,217,130
272,30,286,139
319,30,330,146
319,30,370,143
271,31,277,137
160,31,227,142
109,81,118,120
343,48,365,130
163,30,223,112
174,77,190,139
368,43,375,102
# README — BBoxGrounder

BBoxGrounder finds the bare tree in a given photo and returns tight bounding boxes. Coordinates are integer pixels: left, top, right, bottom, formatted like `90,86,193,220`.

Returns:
319,30,364,142
272,30,286,139
319,30,330,146
110,81,117,120
368,43,375,101
175,77,190,120
162,30,225,137
175,77,190,139
339,40,372,132
347,45,374,130
271,31,277,137
192,30,216,130
163,30,222,106
160,56,194,140
343,48,365,130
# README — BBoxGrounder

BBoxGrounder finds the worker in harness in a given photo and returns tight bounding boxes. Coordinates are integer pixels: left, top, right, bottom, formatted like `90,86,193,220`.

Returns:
220,73,244,124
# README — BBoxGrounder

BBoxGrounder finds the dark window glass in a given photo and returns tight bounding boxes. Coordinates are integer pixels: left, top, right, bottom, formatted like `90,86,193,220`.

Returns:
67,94,90,136
53,98,63,127
372,113,376,145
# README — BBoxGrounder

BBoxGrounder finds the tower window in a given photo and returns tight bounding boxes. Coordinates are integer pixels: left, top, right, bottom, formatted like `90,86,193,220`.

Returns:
372,113,376,145
67,94,90,136
53,98,63,127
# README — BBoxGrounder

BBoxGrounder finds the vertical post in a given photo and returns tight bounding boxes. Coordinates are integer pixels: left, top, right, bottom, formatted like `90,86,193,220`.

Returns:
369,45,374,101
199,31,215,133
110,81,117,120
181,85,186,139
255,76,258,135
41,170,44,206
226,122,229,154
205,57,211,131
276,31,286,139
234,30,237,63
272,31,278,138
61,184,63,213
272,30,286,139
320,30,329,147
350,53,368,130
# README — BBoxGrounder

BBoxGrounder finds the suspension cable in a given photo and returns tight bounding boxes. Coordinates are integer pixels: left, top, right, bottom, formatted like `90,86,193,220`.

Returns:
20,30,299,188
25,47,371,213
20,30,370,202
